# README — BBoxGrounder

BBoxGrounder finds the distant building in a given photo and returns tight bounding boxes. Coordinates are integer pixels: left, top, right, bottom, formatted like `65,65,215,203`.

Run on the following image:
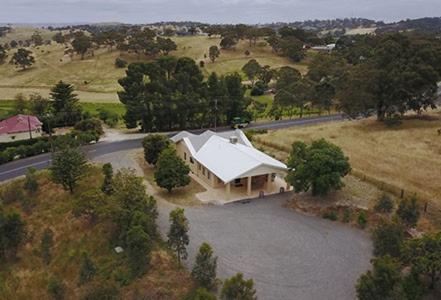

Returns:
0,114,43,142
311,43,336,52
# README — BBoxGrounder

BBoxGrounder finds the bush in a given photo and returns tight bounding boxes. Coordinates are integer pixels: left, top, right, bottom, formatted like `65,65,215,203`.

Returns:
74,118,104,136
250,81,266,96
396,195,420,227
358,211,367,229
374,194,394,213
372,221,404,258
1,181,24,204
97,108,119,127
322,210,338,221
342,207,352,223
47,277,65,300
221,273,256,300
185,288,216,300
114,57,127,68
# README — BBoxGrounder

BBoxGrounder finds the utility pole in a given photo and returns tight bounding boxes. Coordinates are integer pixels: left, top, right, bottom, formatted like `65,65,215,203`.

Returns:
214,98,218,132
27,115,33,139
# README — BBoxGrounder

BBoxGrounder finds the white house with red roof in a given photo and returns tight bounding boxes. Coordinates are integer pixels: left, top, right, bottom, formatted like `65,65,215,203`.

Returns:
0,114,43,142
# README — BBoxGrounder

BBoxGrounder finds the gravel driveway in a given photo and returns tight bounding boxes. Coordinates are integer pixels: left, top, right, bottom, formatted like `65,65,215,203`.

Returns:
157,193,372,300
94,151,372,300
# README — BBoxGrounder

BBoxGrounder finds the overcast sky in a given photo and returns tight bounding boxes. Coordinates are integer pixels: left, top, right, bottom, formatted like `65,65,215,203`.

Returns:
1,0,441,24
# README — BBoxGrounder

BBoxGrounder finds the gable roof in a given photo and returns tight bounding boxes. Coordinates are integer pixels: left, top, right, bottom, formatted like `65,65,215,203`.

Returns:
171,130,287,183
0,115,42,135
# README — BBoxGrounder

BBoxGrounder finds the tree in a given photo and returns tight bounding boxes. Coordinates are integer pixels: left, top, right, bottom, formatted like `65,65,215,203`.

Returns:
52,32,65,44
50,81,82,126
192,242,218,289
74,189,107,223
79,252,96,285
374,194,394,213
242,59,261,87
0,208,26,259
356,256,401,300
0,44,7,64
126,225,152,277
167,208,189,263
155,147,190,193
72,31,92,59
220,36,237,49
10,48,34,70
221,273,256,300
286,139,351,196
224,73,248,124
31,32,43,46
29,93,50,118
101,163,114,195
24,167,39,195
142,134,170,165
40,227,54,265
403,232,441,290
74,118,104,138
396,195,420,227
156,37,177,55
372,221,405,258
50,147,88,193
208,45,220,63
13,93,28,114
274,78,315,118
47,277,65,300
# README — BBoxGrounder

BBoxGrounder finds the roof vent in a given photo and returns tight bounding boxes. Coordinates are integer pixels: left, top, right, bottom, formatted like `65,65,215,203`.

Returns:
229,136,238,144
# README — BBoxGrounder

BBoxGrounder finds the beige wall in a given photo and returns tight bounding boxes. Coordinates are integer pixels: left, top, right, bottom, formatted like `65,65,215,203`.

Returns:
175,140,224,188
0,129,42,143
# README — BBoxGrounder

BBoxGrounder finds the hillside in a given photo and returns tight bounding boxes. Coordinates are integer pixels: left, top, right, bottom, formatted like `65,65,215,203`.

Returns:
254,110,441,226
0,167,193,299
0,28,306,103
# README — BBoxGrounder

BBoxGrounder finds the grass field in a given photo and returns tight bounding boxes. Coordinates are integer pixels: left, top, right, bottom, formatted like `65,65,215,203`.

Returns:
0,167,193,299
254,111,441,223
0,28,307,102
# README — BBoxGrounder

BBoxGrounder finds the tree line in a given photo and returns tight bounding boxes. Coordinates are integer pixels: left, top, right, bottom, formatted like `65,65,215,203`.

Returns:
118,56,249,131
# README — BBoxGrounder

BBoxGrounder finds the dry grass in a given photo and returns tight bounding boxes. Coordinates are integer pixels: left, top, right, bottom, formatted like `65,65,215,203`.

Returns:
0,35,307,102
0,167,193,299
136,154,205,206
255,111,441,225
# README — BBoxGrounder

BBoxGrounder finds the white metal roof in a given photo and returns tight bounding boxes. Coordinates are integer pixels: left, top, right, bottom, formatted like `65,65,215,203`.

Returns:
171,130,287,183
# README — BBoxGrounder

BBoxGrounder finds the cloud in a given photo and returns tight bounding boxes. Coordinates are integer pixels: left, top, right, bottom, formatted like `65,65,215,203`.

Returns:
1,0,440,24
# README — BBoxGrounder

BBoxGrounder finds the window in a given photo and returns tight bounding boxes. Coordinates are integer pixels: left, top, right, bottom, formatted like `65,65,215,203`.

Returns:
190,157,194,164
271,173,276,182
184,152,187,160
208,172,211,179
234,178,241,184
202,167,206,176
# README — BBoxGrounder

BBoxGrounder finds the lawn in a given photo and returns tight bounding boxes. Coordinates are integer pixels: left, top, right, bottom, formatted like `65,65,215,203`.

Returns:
0,32,308,102
254,111,441,225
0,167,193,299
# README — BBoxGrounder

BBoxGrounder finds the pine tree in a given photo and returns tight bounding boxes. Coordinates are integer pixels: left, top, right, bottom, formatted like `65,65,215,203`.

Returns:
167,208,189,263
192,242,218,289
79,252,96,285
221,273,256,300
24,167,39,195
41,228,54,265
50,81,82,126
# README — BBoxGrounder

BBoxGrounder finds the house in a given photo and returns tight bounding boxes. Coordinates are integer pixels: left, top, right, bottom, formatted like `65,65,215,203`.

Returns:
311,43,336,52
0,114,43,142
171,130,289,199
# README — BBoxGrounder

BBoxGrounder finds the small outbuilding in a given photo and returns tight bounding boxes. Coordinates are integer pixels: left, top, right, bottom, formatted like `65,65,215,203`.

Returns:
171,129,289,199
0,114,43,142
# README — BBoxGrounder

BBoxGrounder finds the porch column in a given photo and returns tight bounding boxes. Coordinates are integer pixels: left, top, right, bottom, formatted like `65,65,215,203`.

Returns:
247,176,252,196
226,182,231,198
265,174,272,192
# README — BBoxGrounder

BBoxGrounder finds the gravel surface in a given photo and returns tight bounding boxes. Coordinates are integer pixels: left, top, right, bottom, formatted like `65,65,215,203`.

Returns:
95,151,372,300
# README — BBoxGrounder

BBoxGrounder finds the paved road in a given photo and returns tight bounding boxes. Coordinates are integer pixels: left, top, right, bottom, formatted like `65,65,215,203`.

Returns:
156,193,372,300
0,114,343,182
